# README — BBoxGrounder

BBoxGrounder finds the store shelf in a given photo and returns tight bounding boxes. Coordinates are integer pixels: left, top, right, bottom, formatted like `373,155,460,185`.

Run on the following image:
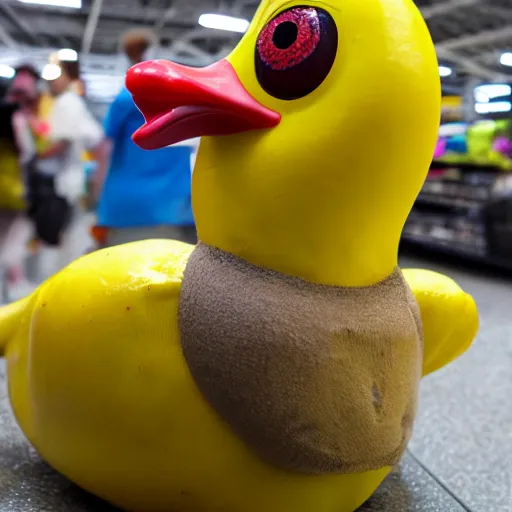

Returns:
431,161,505,173
416,194,482,210
402,233,485,257
401,234,512,270
402,160,512,269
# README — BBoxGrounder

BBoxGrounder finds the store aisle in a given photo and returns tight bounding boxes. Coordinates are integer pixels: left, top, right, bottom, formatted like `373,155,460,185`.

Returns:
400,252,512,512
0,251,510,511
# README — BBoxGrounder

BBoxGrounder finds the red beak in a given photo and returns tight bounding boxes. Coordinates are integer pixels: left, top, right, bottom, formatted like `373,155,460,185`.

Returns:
126,59,281,150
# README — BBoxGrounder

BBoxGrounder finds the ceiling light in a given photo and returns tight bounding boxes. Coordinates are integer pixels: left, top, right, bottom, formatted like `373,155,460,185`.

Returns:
474,91,489,103
0,64,15,79
475,101,512,114
17,0,81,8
474,83,511,100
42,63,62,81
438,66,453,77
57,48,78,61
500,52,512,67
198,14,249,33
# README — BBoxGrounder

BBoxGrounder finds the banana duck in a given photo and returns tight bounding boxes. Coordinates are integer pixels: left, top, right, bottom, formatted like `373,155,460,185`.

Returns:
0,0,478,510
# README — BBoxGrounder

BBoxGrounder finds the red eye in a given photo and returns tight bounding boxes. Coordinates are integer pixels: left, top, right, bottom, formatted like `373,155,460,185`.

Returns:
255,7,338,100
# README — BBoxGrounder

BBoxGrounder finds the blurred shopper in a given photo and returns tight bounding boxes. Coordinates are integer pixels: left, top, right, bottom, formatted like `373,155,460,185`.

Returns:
35,58,103,280
94,28,196,248
0,64,46,300
0,108,31,301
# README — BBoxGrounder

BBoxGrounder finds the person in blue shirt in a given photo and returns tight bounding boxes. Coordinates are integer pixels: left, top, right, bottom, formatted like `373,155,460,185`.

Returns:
94,29,196,247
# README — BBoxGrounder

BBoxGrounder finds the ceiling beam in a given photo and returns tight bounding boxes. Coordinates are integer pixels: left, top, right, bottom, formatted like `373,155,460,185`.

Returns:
421,0,480,19
6,12,83,39
154,6,177,32
436,48,499,80
0,22,18,51
476,49,505,65
172,40,213,65
7,0,165,23
82,0,104,55
437,26,512,51
0,3,38,45
486,6,512,21
169,27,227,49
168,27,236,58
167,27,231,66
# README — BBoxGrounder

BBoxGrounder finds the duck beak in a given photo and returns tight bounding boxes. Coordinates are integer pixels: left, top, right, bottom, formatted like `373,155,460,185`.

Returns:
126,59,281,150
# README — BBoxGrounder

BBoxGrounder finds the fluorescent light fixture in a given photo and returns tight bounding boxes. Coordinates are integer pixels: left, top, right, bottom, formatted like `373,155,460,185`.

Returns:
475,101,512,114
17,0,81,7
42,63,62,81
57,48,78,61
438,66,452,77
500,52,512,67
474,91,489,103
474,83,511,100
0,64,15,79
198,14,249,33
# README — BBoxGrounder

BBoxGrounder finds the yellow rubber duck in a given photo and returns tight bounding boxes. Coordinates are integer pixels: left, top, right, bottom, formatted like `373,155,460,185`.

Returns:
0,0,478,510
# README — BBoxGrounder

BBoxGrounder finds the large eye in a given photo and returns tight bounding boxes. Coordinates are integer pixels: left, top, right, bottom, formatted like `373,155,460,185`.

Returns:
255,6,338,101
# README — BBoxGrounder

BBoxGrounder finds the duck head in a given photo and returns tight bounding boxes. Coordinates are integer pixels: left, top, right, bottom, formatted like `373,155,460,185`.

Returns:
127,0,440,287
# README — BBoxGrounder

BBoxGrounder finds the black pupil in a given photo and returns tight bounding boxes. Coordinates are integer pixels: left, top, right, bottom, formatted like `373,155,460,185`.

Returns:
272,21,298,49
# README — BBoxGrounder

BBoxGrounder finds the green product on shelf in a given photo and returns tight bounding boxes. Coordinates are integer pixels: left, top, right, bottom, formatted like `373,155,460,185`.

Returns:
438,120,512,170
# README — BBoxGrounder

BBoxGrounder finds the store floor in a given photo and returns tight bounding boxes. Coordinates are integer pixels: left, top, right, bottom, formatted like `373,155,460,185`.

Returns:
0,249,510,512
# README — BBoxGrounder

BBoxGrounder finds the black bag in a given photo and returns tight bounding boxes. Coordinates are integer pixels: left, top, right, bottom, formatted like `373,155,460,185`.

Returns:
34,191,71,246
25,159,71,246
0,102,18,143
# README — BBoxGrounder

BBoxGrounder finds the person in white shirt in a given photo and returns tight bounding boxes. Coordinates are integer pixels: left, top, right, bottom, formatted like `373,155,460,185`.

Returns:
35,59,103,280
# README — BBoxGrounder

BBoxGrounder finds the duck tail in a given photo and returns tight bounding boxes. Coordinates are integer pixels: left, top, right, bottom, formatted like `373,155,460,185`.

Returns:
0,297,29,357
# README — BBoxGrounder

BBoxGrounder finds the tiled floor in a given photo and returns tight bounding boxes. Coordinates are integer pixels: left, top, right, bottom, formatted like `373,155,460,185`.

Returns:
0,248,510,511
402,253,512,512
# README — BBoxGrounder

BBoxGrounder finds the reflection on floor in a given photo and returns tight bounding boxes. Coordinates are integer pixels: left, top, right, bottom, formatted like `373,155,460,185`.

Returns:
0,249,510,511
400,253,512,512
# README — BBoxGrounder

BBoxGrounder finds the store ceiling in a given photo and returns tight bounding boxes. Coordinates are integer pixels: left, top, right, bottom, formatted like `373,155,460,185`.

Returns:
1,0,512,101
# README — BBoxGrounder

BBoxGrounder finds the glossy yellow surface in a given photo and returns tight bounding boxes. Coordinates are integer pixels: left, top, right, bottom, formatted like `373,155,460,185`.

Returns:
402,269,479,376
0,0,478,510
196,0,441,287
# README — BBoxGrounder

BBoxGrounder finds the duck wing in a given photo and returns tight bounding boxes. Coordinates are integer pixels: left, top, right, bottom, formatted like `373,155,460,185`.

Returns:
402,268,479,376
